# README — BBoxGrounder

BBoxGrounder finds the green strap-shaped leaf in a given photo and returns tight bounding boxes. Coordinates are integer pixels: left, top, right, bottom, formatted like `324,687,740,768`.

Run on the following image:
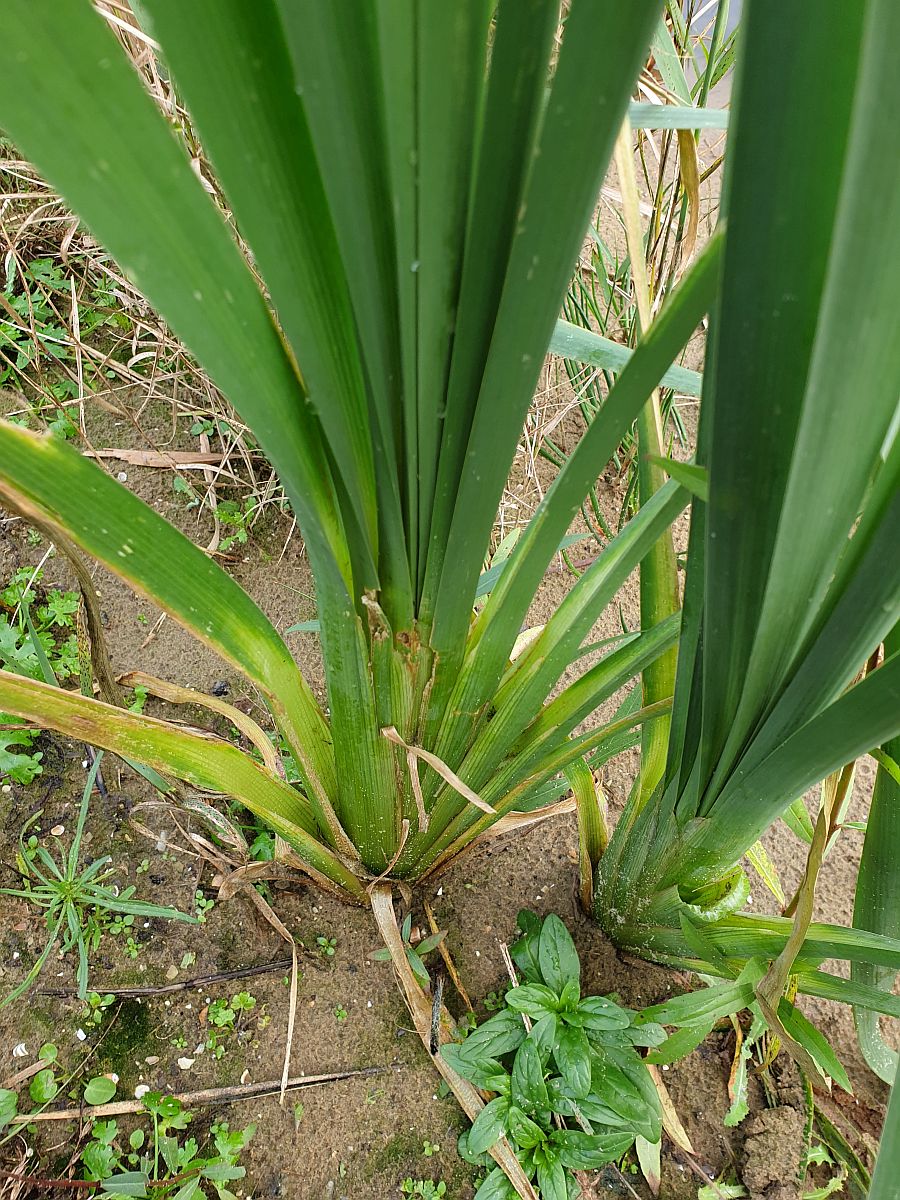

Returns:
427,0,662,655
692,0,870,794
275,1,412,625
143,0,380,578
627,103,729,130
0,422,338,826
801,970,900,1021
0,670,365,902
549,319,703,396
522,613,681,752
454,233,720,741
423,0,560,599
852,624,900,1081
869,1060,900,1200
412,2,492,589
705,914,900,975
732,0,900,746
0,0,351,591
681,651,900,875
423,483,687,833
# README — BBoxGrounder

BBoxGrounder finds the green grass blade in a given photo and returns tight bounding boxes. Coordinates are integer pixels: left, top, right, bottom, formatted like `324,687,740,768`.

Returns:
412,2,491,588
22,603,58,688
67,751,104,879
459,235,720,730
430,482,688,793
671,915,900,976
373,1,419,575
567,757,608,910
708,0,900,799
742,453,900,756
0,670,366,902
518,613,681,752
614,121,679,806
649,16,692,103
801,971,900,1022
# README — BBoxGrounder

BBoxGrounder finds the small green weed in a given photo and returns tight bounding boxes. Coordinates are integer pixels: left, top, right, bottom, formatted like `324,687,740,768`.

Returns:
370,912,447,988
0,569,81,783
194,889,215,921
401,1180,447,1198
81,1092,255,1198
122,936,142,960
204,992,258,1059
80,991,116,1028
446,912,663,1200
216,497,257,553
0,254,130,411
316,934,337,958
0,753,194,1003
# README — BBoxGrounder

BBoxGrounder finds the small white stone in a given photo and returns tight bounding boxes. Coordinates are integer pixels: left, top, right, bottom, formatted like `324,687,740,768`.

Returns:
144,1056,159,1065
82,760,89,768
109,1073,119,1083
240,1069,249,1084
12,1043,27,1058
75,1029,87,1041
12,952,19,960
50,825,65,836
367,1001,373,1009
117,471,128,482
134,1084,150,1099
177,1057,195,1070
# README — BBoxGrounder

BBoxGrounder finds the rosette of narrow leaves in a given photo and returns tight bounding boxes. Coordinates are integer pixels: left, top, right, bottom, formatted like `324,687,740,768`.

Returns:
443,913,661,1200
0,0,709,904
593,0,900,1009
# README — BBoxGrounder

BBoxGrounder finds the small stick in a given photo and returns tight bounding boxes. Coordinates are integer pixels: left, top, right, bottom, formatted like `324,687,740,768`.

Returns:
10,1067,388,1124
36,957,294,998
429,968,445,1056
423,898,473,1013
499,943,531,1033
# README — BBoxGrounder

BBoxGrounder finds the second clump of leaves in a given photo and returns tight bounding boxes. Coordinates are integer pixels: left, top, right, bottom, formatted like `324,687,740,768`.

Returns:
443,912,663,1200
